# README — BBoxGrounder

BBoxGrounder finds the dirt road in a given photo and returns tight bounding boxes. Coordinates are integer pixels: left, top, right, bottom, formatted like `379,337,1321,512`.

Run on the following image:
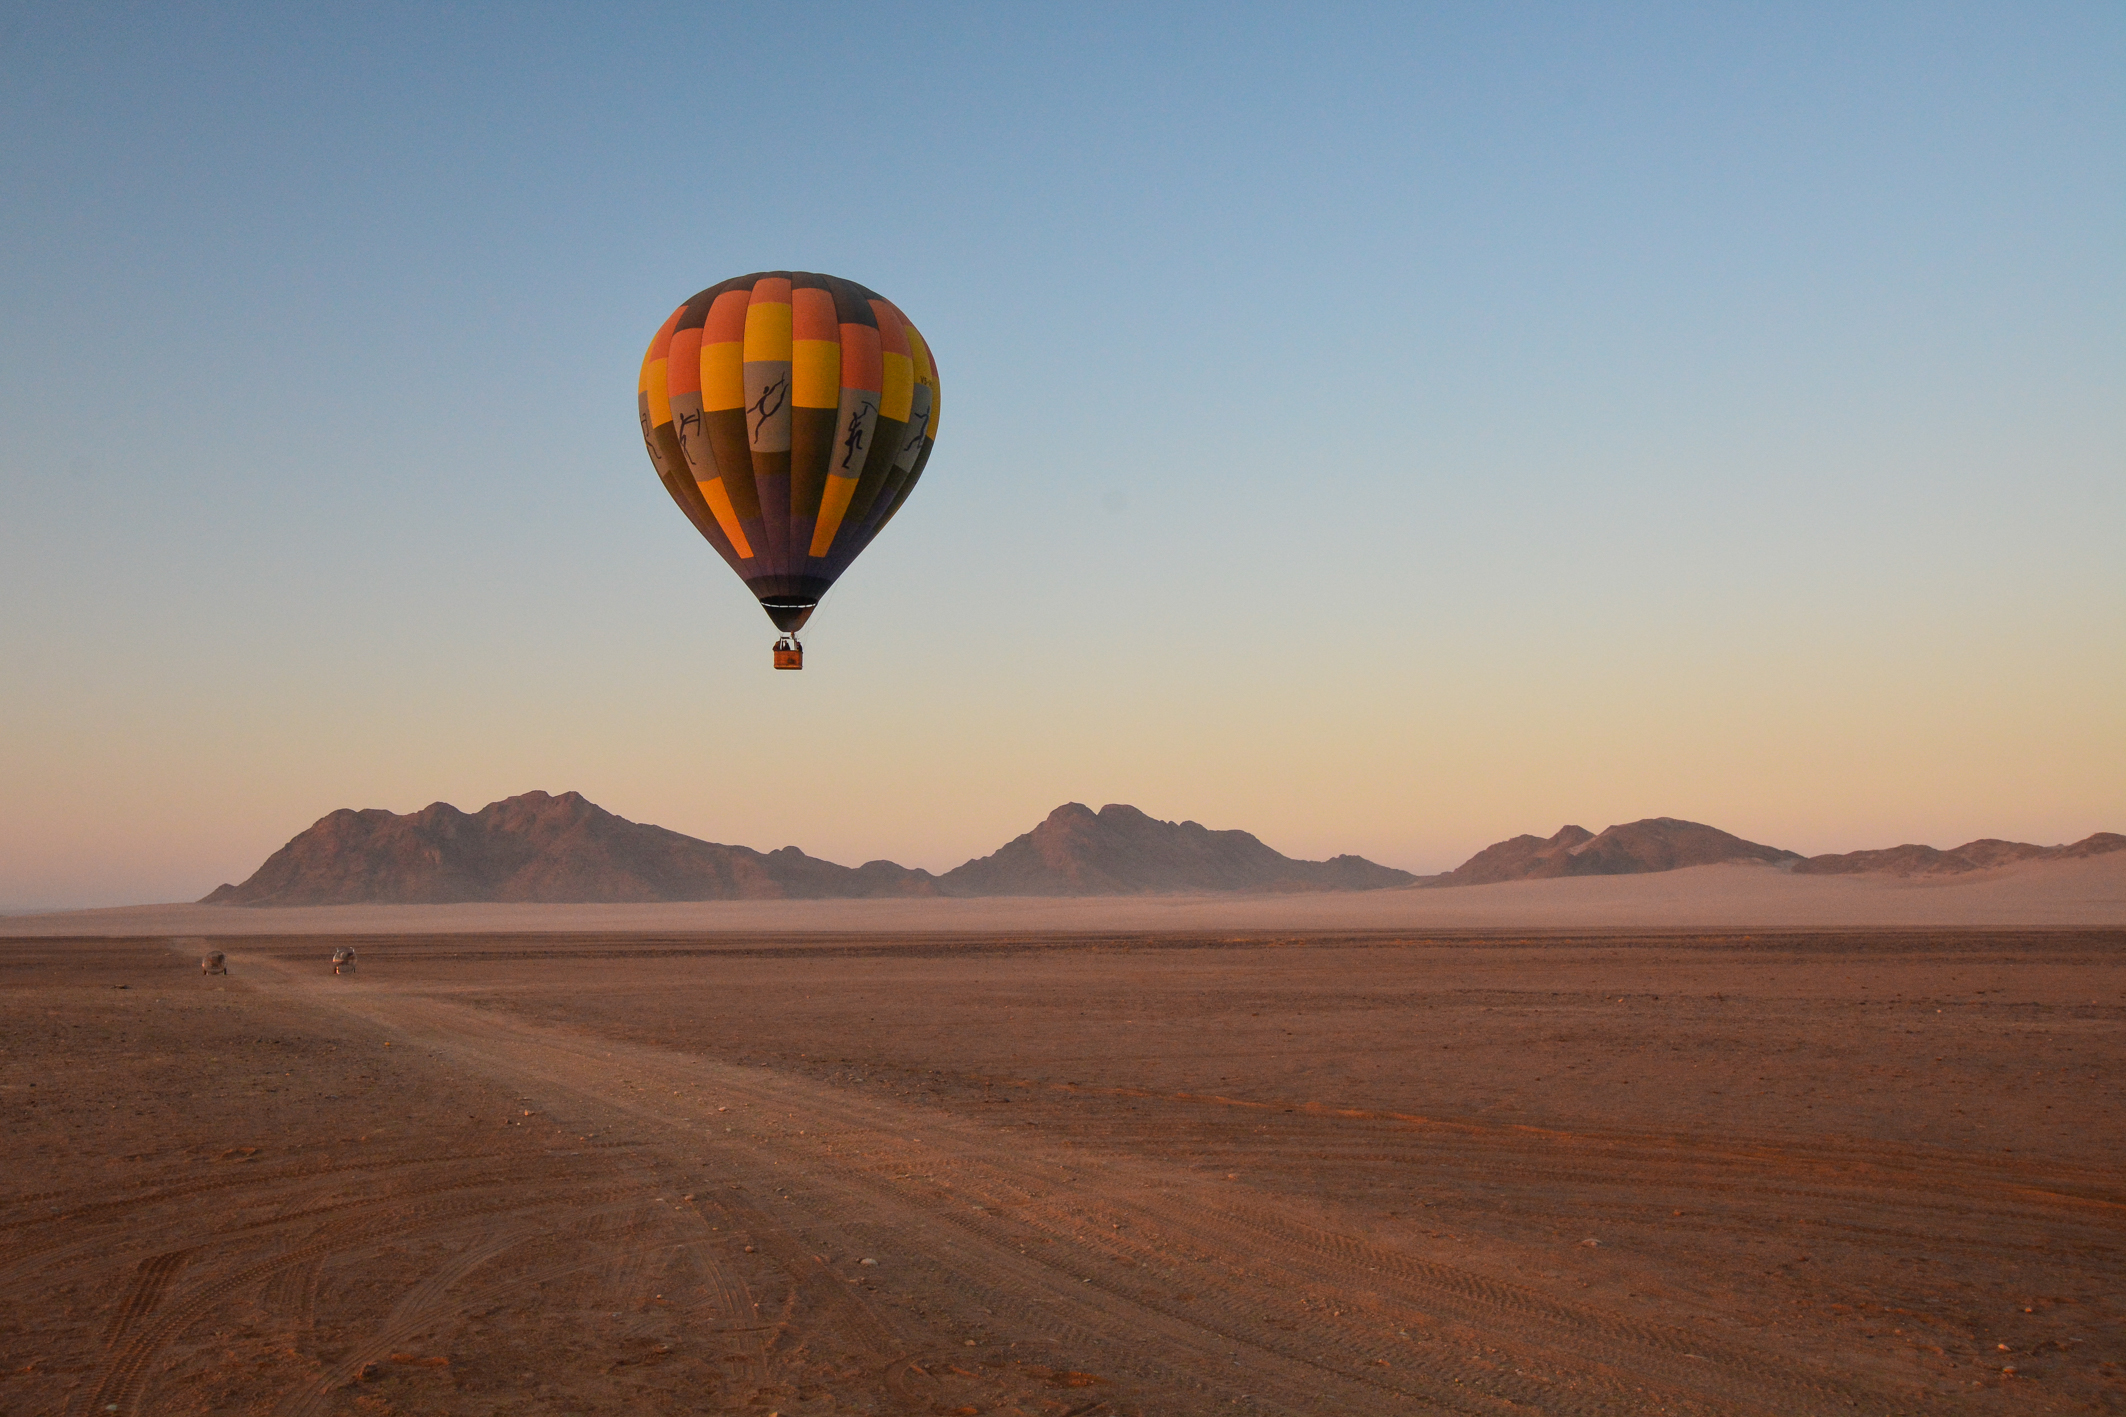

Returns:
3,931,2120,1415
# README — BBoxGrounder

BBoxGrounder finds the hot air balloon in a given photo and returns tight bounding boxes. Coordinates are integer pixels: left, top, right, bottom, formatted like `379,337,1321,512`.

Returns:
638,272,940,669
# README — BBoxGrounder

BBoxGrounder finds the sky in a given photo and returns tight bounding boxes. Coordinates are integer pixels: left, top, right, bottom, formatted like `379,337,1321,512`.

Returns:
2,2,2121,908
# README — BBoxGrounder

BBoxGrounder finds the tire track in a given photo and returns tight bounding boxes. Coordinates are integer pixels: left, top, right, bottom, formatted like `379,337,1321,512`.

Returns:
444,1029,1814,1412
260,979,1382,1410
9,1184,458,1352
258,971,1907,1416
99,1249,191,1346
5,1154,591,1305
77,1174,648,1417
276,1218,547,1417
249,948,2126,1413
0,1146,525,1241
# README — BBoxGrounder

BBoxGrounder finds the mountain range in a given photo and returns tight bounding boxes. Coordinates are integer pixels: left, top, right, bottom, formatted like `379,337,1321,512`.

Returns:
1791,834,2126,877
200,793,1417,905
200,791,2124,906
943,802,1415,896
1429,818,1801,885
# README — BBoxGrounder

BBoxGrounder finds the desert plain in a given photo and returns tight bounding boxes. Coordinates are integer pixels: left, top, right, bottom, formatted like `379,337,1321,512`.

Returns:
3,876,2123,1416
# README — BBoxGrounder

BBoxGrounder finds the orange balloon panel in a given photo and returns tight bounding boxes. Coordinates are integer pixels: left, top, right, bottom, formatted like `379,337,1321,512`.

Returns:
638,271,939,632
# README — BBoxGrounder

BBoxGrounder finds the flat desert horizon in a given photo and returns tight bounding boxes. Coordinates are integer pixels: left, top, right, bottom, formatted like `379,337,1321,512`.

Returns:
5,868,2122,1413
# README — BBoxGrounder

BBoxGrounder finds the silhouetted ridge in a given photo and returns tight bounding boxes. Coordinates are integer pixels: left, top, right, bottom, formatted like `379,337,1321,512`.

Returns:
200,791,939,905
205,797,2117,906
935,803,1417,897
1443,824,1596,885
1432,817,1800,885
1794,832,2126,877
1430,819,2126,885
202,794,1416,905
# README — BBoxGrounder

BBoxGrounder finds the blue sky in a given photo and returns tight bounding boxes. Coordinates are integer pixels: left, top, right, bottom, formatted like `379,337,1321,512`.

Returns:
2,3,2120,907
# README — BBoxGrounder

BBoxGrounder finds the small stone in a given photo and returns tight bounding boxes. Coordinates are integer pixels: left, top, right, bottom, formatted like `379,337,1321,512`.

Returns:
964,1339,977,1347
743,1245,755,1253
859,1257,877,1266
1580,1238,1601,1247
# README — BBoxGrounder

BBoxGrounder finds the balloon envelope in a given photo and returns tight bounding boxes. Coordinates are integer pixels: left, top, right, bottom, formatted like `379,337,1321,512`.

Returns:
638,271,940,632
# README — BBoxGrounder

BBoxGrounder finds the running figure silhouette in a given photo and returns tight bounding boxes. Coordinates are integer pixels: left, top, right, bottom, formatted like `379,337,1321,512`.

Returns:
749,374,788,445
839,400,877,470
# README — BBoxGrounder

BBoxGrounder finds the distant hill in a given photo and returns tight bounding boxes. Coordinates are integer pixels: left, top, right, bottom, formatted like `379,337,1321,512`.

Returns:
1794,832,2126,877
1430,818,2126,886
202,793,1414,905
1432,817,1801,886
1440,824,1597,884
203,794,2122,905
201,791,938,905
936,803,1417,897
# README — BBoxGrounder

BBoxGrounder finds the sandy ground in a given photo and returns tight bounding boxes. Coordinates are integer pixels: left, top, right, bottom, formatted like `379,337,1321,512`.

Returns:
2,928,2121,1416
6,855,2124,938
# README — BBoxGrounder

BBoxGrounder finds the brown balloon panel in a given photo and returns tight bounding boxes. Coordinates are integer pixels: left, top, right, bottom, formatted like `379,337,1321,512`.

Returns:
638,271,939,651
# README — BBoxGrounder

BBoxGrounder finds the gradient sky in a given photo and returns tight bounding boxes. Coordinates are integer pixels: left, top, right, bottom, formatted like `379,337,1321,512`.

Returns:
3,3,2121,909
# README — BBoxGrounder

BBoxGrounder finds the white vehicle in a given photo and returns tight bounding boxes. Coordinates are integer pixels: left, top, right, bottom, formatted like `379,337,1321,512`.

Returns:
331,947,357,976
201,950,227,975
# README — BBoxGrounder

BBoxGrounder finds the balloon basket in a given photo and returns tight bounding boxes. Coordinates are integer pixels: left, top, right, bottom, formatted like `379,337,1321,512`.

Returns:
773,637,803,670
